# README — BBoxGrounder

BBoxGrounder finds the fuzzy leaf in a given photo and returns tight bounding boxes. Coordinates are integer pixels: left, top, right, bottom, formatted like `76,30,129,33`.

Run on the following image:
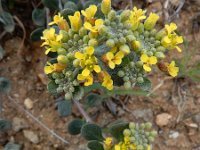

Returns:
85,93,102,107
64,1,78,11
87,140,104,150
0,11,15,32
137,78,151,91
30,27,45,41
0,77,11,93
81,124,104,141
32,8,46,26
60,8,75,21
0,45,5,60
42,0,59,10
3,143,21,150
57,100,72,117
0,119,12,132
47,80,58,95
68,119,85,135
109,121,128,141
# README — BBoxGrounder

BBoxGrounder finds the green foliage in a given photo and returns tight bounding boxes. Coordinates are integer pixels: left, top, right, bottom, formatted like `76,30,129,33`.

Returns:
0,45,5,60
57,99,72,117
109,121,129,141
47,80,58,95
136,77,151,91
42,0,59,10
0,11,15,32
30,27,45,41
32,8,46,26
0,77,11,93
81,123,104,141
68,119,86,135
3,143,21,150
64,1,78,11
87,140,104,150
0,119,12,132
85,93,102,107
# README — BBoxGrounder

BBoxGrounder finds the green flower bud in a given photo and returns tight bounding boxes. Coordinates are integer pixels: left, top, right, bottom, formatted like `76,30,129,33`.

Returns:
65,93,72,100
120,10,131,22
106,39,115,47
126,35,136,42
140,123,145,129
63,86,68,92
57,87,63,93
136,61,143,67
137,145,144,150
155,52,165,59
137,23,144,33
111,22,117,27
113,38,118,44
60,30,69,42
129,61,135,68
145,122,152,129
137,77,144,83
123,129,131,136
155,29,165,40
150,28,157,36
68,40,73,46
104,19,110,25
67,52,74,59
55,79,61,84
148,136,155,142
69,86,75,92
149,37,155,43
119,37,126,44
57,55,68,64
154,40,161,47
73,80,79,86
123,76,129,82
124,81,131,89
63,43,69,49
132,41,141,51
130,137,136,143
129,122,136,129
65,71,73,77
73,59,80,67
147,51,153,56
117,70,125,77
119,44,130,54
108,10,116,21
101,0,111,15
74,34,80,41
89,39,98,46
144,30,150,38
68,29,74,37
134,31,139,37
144,13,159,30
57,48,67,55
79,27,87,36
98,25,107,35
83,35,90,43
52,72,60,79
78,39,84,45
151,48,156,52
150,131,157,137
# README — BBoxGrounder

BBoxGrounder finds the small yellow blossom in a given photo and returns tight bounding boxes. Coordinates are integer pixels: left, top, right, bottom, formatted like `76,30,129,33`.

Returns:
49,13,69,31
147,145,151,150
144,13,159,30
75,46,101,77
141,54,157,72
69,11,82,32
104,51,124,69
104,137,113,149
161,23,183,52
77,74,93,86
44,62,65,74
166,61,179,77
84,19,104,33
41,28,63,54
102,71,113,90
81,5,97,21
128,7,146,30
101,0,111,15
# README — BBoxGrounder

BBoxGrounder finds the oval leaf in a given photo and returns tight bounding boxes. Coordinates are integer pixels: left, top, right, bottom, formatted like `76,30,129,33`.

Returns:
3,143,21,150
64,1,78,11
137,77,151,91
85,93,102,107
0,119,12,132
57,100,72,117
42,0,59,10
0,11,15,32
87,140,104,150
0,77,11,93
47,80,58,95
30,27,45,41
68,119,85,135
32,8,46,26
81,124,104,141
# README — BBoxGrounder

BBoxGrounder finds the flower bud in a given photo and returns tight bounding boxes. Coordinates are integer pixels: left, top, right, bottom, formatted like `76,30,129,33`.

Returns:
137,77,144,83
123,76,129,82
60,30,69,42
137,23,144,33
124,81,131,89
57,55,68,64
155,52,165,59
65,92,72,100
132,40,141,51
73,59,80,67
57,48,67,55
89,39,98,46
144,13,159,30
117,70,125,77
73,34,80,41
79,27,87,37
119,44,130,54
83,35,90,43
57,87,63,93
145,122,152,129
120,10,131,22
129,122,136,129
119,37,126,44
123,129,131,136
108,10,116,21
106,39,115,47
156,46,166,52
101,0,111,15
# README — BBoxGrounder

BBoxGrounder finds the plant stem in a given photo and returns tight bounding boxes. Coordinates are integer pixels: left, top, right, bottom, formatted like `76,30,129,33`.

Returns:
73,100,93,123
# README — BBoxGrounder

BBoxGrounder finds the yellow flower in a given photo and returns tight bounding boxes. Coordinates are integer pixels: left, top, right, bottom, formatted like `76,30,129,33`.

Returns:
147,145,151,150
104,51,124,69
77,74,93,86
44,62,65,74
69,11,82,32
140,54,157,72
75,46,101,77
84,19,104,33
41,28,63,54
49,13,69,31
166,61,179,77
104,137,113,149
144,13,159,30
101,0,111,15
102,71,113,90
81,5,97,20
161,23,183,52
128,7,146,30
115,144,121,150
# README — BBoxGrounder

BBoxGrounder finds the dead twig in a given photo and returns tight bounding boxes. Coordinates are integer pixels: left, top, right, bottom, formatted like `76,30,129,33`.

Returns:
7,95,69,144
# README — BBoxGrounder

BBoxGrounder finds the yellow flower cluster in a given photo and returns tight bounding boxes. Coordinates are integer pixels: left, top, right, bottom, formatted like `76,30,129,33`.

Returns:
41,0,183,93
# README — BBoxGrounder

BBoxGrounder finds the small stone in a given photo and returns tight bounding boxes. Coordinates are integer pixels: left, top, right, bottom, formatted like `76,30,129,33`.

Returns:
23,130,39,144
24,98,33,109
169,131,179,139
12,117,29,132
156,113,172,127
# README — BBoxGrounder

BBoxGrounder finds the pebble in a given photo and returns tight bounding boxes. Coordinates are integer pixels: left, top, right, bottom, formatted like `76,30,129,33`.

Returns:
132,109,153,122
24,98,33,109
156,113,172,127
12,117,29,132
169,131,179,139
23,130,39,144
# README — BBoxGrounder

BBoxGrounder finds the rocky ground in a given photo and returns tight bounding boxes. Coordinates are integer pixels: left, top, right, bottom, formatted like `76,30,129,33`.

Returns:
0,0,200,150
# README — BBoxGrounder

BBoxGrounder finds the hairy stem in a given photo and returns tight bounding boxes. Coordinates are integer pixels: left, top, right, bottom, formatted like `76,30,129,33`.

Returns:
73,100,93,123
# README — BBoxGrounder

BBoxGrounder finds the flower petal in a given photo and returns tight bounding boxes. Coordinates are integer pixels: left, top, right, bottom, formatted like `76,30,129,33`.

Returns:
75,52,85,59
82,68,90,76
143,64,151,72
140,54,148,62
86,46,94,55
149,56,157,64
93,65,101,73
